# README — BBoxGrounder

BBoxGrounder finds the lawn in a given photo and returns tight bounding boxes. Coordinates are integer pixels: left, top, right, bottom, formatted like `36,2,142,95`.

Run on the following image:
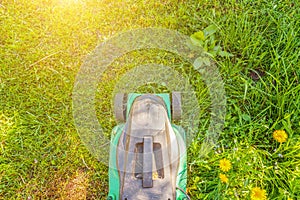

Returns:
0,0,299,199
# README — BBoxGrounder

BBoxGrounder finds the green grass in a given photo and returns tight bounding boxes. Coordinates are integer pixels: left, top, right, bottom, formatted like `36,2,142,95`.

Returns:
0,0,299,199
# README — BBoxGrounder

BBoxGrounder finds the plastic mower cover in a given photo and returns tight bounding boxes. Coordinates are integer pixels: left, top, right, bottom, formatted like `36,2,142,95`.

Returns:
107,93,189,200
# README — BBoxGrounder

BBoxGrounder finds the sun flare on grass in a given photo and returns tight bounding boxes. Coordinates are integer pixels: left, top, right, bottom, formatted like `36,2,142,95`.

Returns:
58,0,84,6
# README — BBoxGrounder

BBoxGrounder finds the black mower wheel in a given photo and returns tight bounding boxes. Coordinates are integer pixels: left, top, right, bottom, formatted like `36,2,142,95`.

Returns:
171,92,182,121
114,93,127,122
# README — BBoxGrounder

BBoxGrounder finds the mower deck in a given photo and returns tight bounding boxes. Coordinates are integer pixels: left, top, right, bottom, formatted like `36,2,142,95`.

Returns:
108,93,187,200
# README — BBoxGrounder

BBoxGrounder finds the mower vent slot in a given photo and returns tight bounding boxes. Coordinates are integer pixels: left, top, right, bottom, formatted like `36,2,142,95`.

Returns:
143,136,153,188
134,142,164,180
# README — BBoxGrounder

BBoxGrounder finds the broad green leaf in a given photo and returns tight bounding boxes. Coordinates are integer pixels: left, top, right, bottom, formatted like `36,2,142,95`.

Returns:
218,50,234,57
213,45,221,52
203,57,211,66
204,24,218,37
192,31,205,41
241,114,251,121
190,35,204,47
193,56,211,71
193,57,204,70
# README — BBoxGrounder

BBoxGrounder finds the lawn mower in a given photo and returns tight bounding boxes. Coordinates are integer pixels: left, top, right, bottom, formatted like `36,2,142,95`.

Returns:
107,92,190,200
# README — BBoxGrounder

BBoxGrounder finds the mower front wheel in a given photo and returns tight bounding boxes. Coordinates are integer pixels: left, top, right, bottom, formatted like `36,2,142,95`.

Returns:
114,93,127,123
171,92,182,121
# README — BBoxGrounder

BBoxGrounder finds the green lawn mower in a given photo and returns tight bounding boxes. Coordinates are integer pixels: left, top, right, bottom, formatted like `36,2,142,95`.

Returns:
107,92,190,200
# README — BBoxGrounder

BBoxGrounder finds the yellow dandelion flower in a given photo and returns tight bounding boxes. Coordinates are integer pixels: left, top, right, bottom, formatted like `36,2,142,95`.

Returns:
152,172,159,180
219,173,228,183
219,158,231,172
250,187,267,200
273,130,288,143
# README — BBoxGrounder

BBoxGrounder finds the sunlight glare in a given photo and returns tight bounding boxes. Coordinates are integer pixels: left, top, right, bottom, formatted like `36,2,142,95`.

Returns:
58,0,84,6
